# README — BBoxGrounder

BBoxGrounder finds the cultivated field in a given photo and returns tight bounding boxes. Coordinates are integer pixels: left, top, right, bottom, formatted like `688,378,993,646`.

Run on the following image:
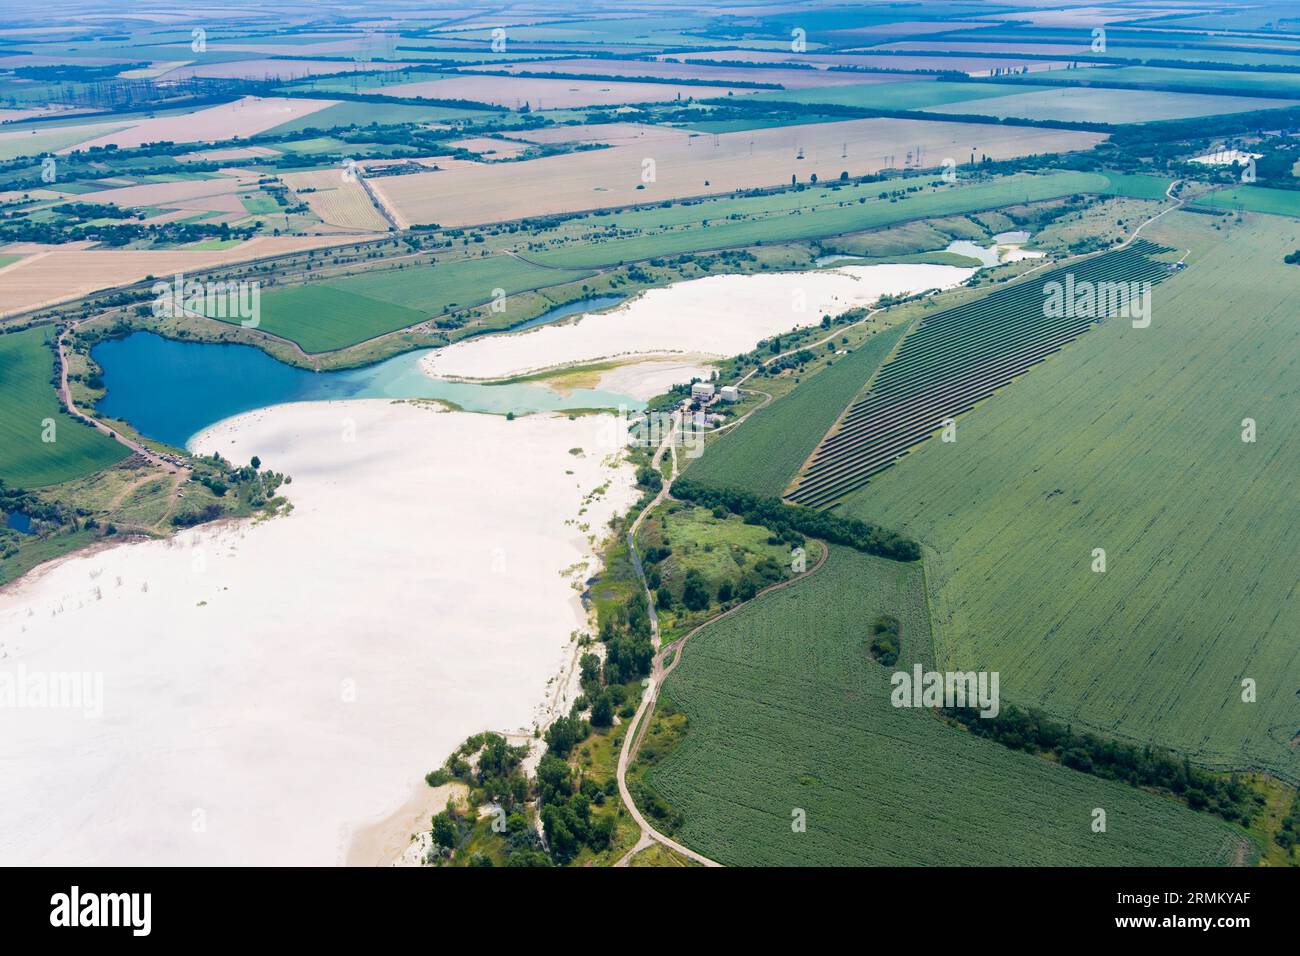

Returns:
1031,65,1300,98
53,97,338,152
371,117,1106,227
658,49,1081,75
0,236,365,318
749,80,1034,110
209,255,592,352
527,171,1116,270
789,242,1177,507
458,58,908,89
924,87,1300,123
648,545,1252,866
686,323,908,498
1195,185,1300,217
281,169,391,231
0,326,128,488
375,74,745,109
839,214,1300,783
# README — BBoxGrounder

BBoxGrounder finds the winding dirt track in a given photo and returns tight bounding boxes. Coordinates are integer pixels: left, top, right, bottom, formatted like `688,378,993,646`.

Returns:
612,406,830,867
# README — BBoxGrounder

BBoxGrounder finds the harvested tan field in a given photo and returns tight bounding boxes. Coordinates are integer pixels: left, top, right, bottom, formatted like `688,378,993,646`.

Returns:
376,74,746,109
0,106,83,123
371,116,1106,228
0,187,64,204
831,20,990,37
0,235,366,318
72,174,257,213
59,97,338,152
447,136,531,158
214,35,400,56
659,49,1079,75
360,155,481,172
458,58,914,89
177,145,282,163
281,169,390,231
877,41,1092,56
510,122,693,148
656,50,909,68
995,5,1191,27
160,59,415,81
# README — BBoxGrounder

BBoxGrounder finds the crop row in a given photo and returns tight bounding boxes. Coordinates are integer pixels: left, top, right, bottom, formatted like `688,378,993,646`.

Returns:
788,241,1173,507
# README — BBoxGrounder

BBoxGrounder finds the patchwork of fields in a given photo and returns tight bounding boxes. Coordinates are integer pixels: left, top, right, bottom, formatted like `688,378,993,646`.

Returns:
921,87,1300,123
838,214,1300,783
369,117,1106,227
649,545,1253,866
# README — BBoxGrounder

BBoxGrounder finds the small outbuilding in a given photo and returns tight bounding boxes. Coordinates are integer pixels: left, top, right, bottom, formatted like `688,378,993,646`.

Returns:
719,385,740,403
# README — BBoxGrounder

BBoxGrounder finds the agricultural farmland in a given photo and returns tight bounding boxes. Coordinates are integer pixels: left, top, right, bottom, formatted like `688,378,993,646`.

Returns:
204,255,593,352
281,169,391,231
921,87,1300,123
4,0,1299,883
369,117,1106,227
1194,185,1300,218
839,214,1300,784
789,241,1176,507
647,545,1253,866
0,326,128,488
686,323,908,498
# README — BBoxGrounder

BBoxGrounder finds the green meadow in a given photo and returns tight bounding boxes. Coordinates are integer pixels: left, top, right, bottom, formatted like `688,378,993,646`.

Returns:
839,214,1300,784
648,545,1254,866
746,80,1033,111
1195,185,1300,218
217,255,592,352
0,326,128,488
534,171,1114,269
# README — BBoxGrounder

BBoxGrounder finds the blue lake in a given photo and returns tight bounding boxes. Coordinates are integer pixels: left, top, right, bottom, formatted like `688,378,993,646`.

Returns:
93,332,642,449
4,511,33,534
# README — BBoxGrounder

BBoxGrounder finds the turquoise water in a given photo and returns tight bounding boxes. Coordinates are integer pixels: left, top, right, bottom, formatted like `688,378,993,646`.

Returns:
93,332,642,449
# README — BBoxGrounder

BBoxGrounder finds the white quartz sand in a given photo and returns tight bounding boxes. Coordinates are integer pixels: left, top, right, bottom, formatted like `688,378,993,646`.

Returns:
0,400,636,865
421,264,975,381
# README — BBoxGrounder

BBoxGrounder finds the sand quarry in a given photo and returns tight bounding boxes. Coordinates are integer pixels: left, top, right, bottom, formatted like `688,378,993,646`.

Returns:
0,263,969,866
422,263,977,381
0,401,638,866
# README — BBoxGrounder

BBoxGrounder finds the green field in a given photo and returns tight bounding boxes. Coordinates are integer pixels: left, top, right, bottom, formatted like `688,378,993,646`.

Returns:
838,213,1300,783
648,544,1253,865
1095,172,1174,200
0,125,127,162
1031,66,1300,99
923,87,1298,124
0,326,128,488
264,99,492,135
747,80,1033,111
1195,185,1300,218
213,285,426,353
211,256,591,351
327,255,592,314
686,323,907,497
534,171,1114,269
